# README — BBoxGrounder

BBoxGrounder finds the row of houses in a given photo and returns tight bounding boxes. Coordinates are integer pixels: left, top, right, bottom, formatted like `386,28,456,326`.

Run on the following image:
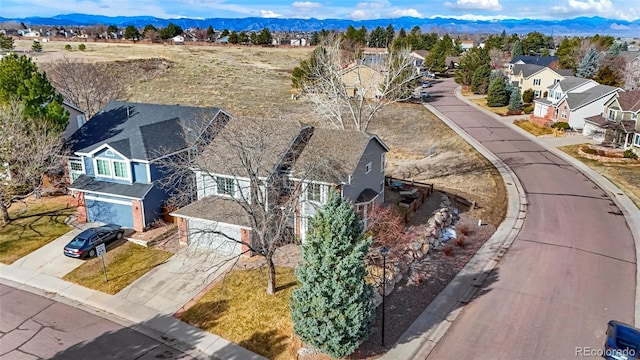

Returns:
63,101,388,256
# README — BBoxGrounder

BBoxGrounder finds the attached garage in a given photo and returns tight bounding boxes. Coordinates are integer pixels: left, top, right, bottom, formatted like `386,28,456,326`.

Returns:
186,219,243,255
583,119,606,143
171,196,253,257
85,195,134,228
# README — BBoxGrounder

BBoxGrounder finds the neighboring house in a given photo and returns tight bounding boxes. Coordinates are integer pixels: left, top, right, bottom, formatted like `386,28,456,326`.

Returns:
583,90,640,151
445,56,460,70
459,40,474,51
532,76,597,125
340,63,384,99
61,101,87,140
552,84,621,129
67,101,231,231
510,64,569,99
619,51,640,90
171,121,389,255
409,50,429,70
508,55,559,73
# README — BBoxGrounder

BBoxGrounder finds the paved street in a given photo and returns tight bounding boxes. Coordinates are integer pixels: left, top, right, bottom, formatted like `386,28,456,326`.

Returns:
0,284,198,360
425,78,636,359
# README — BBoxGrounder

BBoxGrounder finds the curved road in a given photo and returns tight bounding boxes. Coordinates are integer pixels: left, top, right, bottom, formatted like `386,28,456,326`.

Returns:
426,78,636,360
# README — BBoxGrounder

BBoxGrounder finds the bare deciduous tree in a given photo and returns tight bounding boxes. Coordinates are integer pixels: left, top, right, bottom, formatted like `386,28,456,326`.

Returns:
299,33,418,133
157,116,335,294
44,57,125,118
0,101,66,225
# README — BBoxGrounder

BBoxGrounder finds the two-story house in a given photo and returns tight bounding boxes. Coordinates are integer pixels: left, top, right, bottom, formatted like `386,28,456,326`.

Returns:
532,77,599,126
620,51,640,91
67,101,231,232
583,90,640,151
509,64,571,99
340,63,385,99
171,118,389,256
61,101,87,139
552,84,621,130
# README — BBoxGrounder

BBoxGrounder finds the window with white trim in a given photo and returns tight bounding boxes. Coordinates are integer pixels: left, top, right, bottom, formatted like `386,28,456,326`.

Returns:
307,183,323,202
534,90,541,98
561,109,567,119
68,157,85,182
632,113,638,120
380,153,385,172
96,159,111,176
216,176,235,196
365,162,372,174
533,78,541,86
113,161,128,179
608,109,616,119
634,134,640,147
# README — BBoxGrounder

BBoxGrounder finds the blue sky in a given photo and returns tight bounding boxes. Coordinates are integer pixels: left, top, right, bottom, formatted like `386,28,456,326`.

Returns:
1,0,638,21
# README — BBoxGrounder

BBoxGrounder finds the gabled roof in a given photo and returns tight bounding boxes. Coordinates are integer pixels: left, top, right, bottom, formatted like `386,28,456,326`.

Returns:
199,118,303,178
510,55,558,67
410,50,429,59
294,128,389,184
68,101,225,161
512,63,545,78
171,195,252,227
565,85,619,109
555,76,594,92
555,69,574,76
615,90,640,112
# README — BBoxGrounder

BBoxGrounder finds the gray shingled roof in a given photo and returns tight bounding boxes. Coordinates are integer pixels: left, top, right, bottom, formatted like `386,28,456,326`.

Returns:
512,63,545,78
294,128,387,183
68,101,224,161
510,55,558,67
558,76,593,92
199,118,302,178
171,195,252,227
68,175,153,199
566,85,618,109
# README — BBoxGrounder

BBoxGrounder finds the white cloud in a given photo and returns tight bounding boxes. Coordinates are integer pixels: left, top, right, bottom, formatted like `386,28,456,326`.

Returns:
291,1,322,11
444,0,503,11
349,10,370,20
260,10,282,18
356,1,389,9
430,13,515,20
567,0,612,12
388,8,423,18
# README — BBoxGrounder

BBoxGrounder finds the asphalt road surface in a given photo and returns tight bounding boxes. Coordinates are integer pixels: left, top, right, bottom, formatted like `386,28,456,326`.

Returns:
0,284,198,359
426,78,636,360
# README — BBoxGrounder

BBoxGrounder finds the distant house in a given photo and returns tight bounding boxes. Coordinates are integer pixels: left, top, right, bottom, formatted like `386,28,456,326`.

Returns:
67,101,231,231
509,64,569,99
619,51,640,90
216,36,229,44
171,35,185,44
445,56,461,70
459,40,475,51
339,63,384,99
409,50,429,69
509,56,560,73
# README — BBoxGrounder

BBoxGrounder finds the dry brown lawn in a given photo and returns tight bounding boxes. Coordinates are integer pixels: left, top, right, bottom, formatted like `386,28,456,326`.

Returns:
470,97,510,116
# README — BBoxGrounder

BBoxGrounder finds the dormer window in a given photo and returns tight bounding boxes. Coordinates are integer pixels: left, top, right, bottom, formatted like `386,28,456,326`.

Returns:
105,149,115,157
95,158,129,181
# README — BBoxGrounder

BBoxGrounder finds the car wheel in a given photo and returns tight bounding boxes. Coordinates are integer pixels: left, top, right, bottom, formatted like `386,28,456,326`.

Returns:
88,249,96,258
116,231,123,240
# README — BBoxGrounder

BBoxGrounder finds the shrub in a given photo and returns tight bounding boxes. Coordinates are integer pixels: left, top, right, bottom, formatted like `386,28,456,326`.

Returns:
455,236,467,248
581,146,597,155
508,89,523,111
523,104,534,114
31,41,42,52
522,89,535,103
597,149,606,156
486,76,509,107
623,150,638,159
457,224,471,235
78,43,86,51
543,91,548,98
551,122,570,130
64,44,72,51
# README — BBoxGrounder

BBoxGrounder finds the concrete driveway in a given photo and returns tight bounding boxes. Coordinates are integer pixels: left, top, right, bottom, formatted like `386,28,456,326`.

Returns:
7,222,101,278
115,248,235,314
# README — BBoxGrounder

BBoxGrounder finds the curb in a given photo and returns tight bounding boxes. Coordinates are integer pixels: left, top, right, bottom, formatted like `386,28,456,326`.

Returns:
381,89,527,359
454,86,640,326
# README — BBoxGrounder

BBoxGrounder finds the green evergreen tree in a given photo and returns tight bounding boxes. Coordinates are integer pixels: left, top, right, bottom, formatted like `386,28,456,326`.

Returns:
369,26,387,48
385,24,395,47
508,89,523,111
576,44,599,78
124,25,141,40
290,191,374,358
511,39,523,57
522,88,535,103
0,54,68,132
0,33,14,50
486,75,509,106
471,64,491,95
206,25,215,41
31,40,42,53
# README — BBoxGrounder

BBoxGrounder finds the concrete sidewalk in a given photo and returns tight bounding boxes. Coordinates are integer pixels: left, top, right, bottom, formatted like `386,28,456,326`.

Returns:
0,224,265,359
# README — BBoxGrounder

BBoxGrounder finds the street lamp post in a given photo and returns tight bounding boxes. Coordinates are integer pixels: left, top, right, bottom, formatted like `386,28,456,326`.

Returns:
380,246,390,347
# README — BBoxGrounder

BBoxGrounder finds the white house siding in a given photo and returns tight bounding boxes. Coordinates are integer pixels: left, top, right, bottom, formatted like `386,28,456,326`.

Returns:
187,218,242,255
196,172,252,201
534,102,549,118
569,97,615,130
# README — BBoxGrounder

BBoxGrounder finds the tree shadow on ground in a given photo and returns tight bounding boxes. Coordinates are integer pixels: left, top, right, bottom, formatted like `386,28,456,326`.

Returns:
238,329,290,360
352,267,500,359
179,299,228,330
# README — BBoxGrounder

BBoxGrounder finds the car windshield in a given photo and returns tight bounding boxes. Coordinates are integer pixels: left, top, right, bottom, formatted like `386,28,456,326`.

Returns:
68,230,93,246
68,238,87,247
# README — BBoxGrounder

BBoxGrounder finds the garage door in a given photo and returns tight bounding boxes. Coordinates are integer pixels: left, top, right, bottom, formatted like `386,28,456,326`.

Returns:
188,219,242,255
85,198,134,229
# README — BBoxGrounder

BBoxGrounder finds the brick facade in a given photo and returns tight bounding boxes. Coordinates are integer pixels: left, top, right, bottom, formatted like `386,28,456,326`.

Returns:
177,217,188,247
75,192,87,222
240,228,252,258
131,199,144,232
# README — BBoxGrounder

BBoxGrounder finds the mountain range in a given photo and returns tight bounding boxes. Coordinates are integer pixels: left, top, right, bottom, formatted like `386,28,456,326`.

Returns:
1,13,639,37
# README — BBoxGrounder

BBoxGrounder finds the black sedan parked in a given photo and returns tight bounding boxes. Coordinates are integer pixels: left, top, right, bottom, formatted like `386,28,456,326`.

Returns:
63,224,124,259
